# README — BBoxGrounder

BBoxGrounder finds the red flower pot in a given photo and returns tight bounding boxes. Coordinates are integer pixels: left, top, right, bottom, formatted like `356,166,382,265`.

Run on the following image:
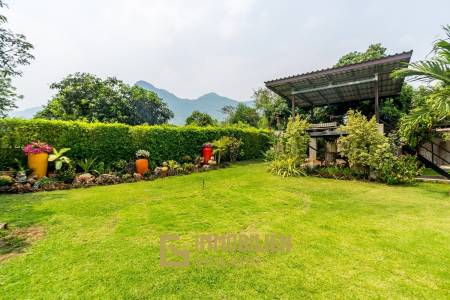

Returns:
202,145,213,164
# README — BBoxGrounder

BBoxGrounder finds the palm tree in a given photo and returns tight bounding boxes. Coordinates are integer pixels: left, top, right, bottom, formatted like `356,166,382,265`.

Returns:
393,25,450,146
393,25,450,84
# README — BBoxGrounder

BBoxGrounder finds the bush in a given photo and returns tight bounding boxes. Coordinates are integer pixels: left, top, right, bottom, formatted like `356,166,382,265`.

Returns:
269,156,305,177
0,118,270,169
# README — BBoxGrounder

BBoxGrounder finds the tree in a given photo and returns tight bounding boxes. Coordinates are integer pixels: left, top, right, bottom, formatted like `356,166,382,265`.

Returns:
36,73,173,125
393,25,450,146
185,110,216,126
0,0,34,117
252,88,289,129
223,103,260,127
335,43,387,67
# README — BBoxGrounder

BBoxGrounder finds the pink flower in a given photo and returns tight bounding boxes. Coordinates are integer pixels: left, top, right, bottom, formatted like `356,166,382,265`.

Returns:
23,141,53,155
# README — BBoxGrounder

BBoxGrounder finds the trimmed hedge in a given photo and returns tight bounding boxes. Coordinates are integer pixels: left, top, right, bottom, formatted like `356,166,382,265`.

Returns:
0,118,270,169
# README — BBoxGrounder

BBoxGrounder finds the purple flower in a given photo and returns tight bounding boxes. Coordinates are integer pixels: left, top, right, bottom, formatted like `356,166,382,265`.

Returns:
23,142,53,155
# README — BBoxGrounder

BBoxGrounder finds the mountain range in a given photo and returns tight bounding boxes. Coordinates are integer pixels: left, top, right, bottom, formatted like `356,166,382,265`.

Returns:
9,81,254,125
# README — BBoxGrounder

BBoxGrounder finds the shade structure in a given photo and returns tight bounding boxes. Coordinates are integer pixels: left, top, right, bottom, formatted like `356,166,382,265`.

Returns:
264,51,413,110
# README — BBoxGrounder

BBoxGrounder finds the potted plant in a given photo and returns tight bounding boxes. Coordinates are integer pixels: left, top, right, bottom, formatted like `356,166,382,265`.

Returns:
23,142,53,178
202,142,213,164
135,150,150,175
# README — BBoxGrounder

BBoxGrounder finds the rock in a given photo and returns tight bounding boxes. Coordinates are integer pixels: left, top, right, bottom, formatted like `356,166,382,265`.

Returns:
10,182,32,193
27,174,38,185
74,173,95,185
0,223,7,230
154,167,162,176
121,174,133,182
95,174,121,185
133,173,143,180
15,171,27,183
202,165,211,171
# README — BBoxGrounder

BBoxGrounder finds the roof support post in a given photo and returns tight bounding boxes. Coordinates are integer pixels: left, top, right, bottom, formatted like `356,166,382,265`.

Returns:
291,95,296,119
374,73,379,123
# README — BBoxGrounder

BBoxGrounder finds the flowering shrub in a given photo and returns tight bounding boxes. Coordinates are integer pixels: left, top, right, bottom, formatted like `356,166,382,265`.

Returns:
22,142,53,155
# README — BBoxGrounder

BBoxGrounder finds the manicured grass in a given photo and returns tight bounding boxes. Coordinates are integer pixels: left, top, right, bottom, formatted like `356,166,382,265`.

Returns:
0,161,449,298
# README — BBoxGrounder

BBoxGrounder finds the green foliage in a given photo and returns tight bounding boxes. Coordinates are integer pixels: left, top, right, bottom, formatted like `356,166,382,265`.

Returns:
35,73,174,125
0,175,13,186
338,110,421,184
335,43,387,67
284,115,310,163
0,118,270,169
399,85,450,146
223,103,260,127
269,156,305,177
393,25,450,85
253,88,289,129
185,111,216,126
267,116,310,177
0,0,34,117
56,163,76,183
48,147,71,171
337,110,385,174
369,141,422,184
213,136,243,164
77,158,96,173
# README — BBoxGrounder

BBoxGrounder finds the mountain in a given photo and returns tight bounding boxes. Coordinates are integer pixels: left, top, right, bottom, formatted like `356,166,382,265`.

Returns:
8,106,41,119
136,81,253,124
8,82,254,124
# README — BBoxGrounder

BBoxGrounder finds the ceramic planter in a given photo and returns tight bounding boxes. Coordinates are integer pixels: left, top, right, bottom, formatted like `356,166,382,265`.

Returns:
28,152,49,178
135,158,149,175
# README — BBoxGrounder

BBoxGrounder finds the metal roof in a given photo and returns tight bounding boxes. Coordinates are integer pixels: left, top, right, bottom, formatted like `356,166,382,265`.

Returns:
264,51,413,107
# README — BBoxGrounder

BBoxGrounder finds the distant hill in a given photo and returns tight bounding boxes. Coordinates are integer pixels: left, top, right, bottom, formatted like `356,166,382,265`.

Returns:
8,106,41,119
9,82,254,124
136,81,253,124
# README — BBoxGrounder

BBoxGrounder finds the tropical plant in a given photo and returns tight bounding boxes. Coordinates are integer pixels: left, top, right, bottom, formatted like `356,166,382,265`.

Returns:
392,25,450,146
135,149,150,159
213,137,229,165
48,148,71,171
269,156,305,177
56,163,76,183
77,158,96,173
393,25,450,84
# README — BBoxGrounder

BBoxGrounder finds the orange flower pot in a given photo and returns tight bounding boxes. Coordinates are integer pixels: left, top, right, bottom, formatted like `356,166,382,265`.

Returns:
28,153,49,179
135,159,149,175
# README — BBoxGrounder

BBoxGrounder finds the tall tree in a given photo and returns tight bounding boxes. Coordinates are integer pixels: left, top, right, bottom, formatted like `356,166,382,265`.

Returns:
185,110,216,126
0,0,34,117
36,73,174,125
252,88,289,129
222,103,260,127
335,43,387,67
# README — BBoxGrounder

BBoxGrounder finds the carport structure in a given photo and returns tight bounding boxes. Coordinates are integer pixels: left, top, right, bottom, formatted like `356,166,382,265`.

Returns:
264,51,413,124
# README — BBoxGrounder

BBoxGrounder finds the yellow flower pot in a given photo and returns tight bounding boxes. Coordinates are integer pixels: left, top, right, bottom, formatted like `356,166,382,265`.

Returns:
28,153,49,178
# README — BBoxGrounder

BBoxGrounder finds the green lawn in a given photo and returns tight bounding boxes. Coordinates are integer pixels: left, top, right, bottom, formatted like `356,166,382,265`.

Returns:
0,161,449,299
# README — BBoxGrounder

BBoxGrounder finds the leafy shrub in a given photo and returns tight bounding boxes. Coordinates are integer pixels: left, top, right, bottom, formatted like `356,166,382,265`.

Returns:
0,119,270,169
338,111,421,184
0,175,13,186
56,164,76,183
77,158,97,173
213,136,243,164
269,156,305,177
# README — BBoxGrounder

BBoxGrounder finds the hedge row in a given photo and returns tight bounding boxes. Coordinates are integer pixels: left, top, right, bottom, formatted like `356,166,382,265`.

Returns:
0,118,271,169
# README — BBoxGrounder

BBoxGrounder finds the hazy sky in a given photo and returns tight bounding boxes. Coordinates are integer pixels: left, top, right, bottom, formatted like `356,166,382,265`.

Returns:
4,0,450,109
